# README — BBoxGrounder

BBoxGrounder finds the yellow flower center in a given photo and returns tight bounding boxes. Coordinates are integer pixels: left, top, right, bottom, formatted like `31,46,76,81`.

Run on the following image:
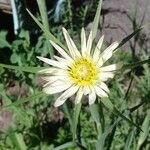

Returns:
69,58,98,86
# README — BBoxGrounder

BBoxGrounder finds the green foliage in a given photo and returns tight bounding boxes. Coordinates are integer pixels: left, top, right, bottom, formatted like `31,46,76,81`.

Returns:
0,0,150,149
0,31,11,48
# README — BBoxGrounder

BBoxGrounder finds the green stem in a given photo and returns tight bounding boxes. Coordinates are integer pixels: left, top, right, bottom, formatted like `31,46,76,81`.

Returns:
67,0,73,29
63,103,73,129
72,102,82,142
36,0,54,58
37,0,49,31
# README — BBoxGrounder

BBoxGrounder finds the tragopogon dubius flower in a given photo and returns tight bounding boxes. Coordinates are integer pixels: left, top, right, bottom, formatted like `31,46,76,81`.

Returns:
37,28,120,107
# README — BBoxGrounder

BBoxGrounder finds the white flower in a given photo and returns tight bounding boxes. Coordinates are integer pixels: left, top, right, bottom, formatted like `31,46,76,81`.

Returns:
37,27,119,107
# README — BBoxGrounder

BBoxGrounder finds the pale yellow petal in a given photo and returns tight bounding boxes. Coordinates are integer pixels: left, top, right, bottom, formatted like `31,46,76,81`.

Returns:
86,30,93,55
42,76,61,83
100,64,117,72
95,86,108,97
43,82,72,94
100,72,115,81
62,27,81,59
88,89,96,105
42,75,69,85
50,40,73,62
83,86,91,95
54,97,67,107
43,78,60,87
37,56,68,69
93,35,104,63
101,41,119,63
43,80,67,88
75,87,83,104
54,56,72,66
54,85,79,107
38,68,58,74
97,57,103,68
49,80,67,87
99,82,110,93
81,28,87,56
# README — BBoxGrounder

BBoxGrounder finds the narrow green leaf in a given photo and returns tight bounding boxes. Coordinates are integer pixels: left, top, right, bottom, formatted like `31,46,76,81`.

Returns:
106,125,116,150
129,100,146,113
53,142,75,150
124,129,135,150
114,108,142,132
63,103,73,129
100,97,142,131
37,0,49,31
137,111,150,150
124,76,134,101
116,23,150,50
0,63,46,73
100,97,114,111
90,104,101,136
0,31,11,48
3,92,45,108
12,106,33,127
9,133,27,150
26,9,67,51
0,84,12,105
122,58,150,71
96,118,121,150
72,102,82,141
36,0,54,58
117,28,142,49
90,104,100,124
92,0,103,39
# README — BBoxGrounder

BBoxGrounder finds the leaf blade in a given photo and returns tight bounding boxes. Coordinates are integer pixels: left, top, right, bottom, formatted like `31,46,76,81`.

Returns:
116,23,150,50
0,63,46,73
0,31,11,48
72,102,82,141
92,0,103,39
96,118,120,150
26,9,67,52
137,111,150,150
100,97,142,131
53,141,75,150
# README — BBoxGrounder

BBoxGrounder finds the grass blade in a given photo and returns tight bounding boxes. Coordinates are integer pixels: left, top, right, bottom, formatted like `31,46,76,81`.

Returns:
137,111,150,150
54,141,75,150
114,108,142,132
26,9,67,52
90,104,101,136
124,129,135,150
36,0,49,31
116,23,150,51
100,97,114,111
96,118,121,150
72,102,82,141
0,31,11,48
92,0,103,39
0,63,46,73
100,97,142,131
9,133,27,150
63,103,73,130
90,104,100,124
117,28,142,49
36,0,54,58
122,58,150,71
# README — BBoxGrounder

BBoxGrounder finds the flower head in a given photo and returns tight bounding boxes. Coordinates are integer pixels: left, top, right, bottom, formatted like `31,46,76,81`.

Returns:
37,27,119,107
